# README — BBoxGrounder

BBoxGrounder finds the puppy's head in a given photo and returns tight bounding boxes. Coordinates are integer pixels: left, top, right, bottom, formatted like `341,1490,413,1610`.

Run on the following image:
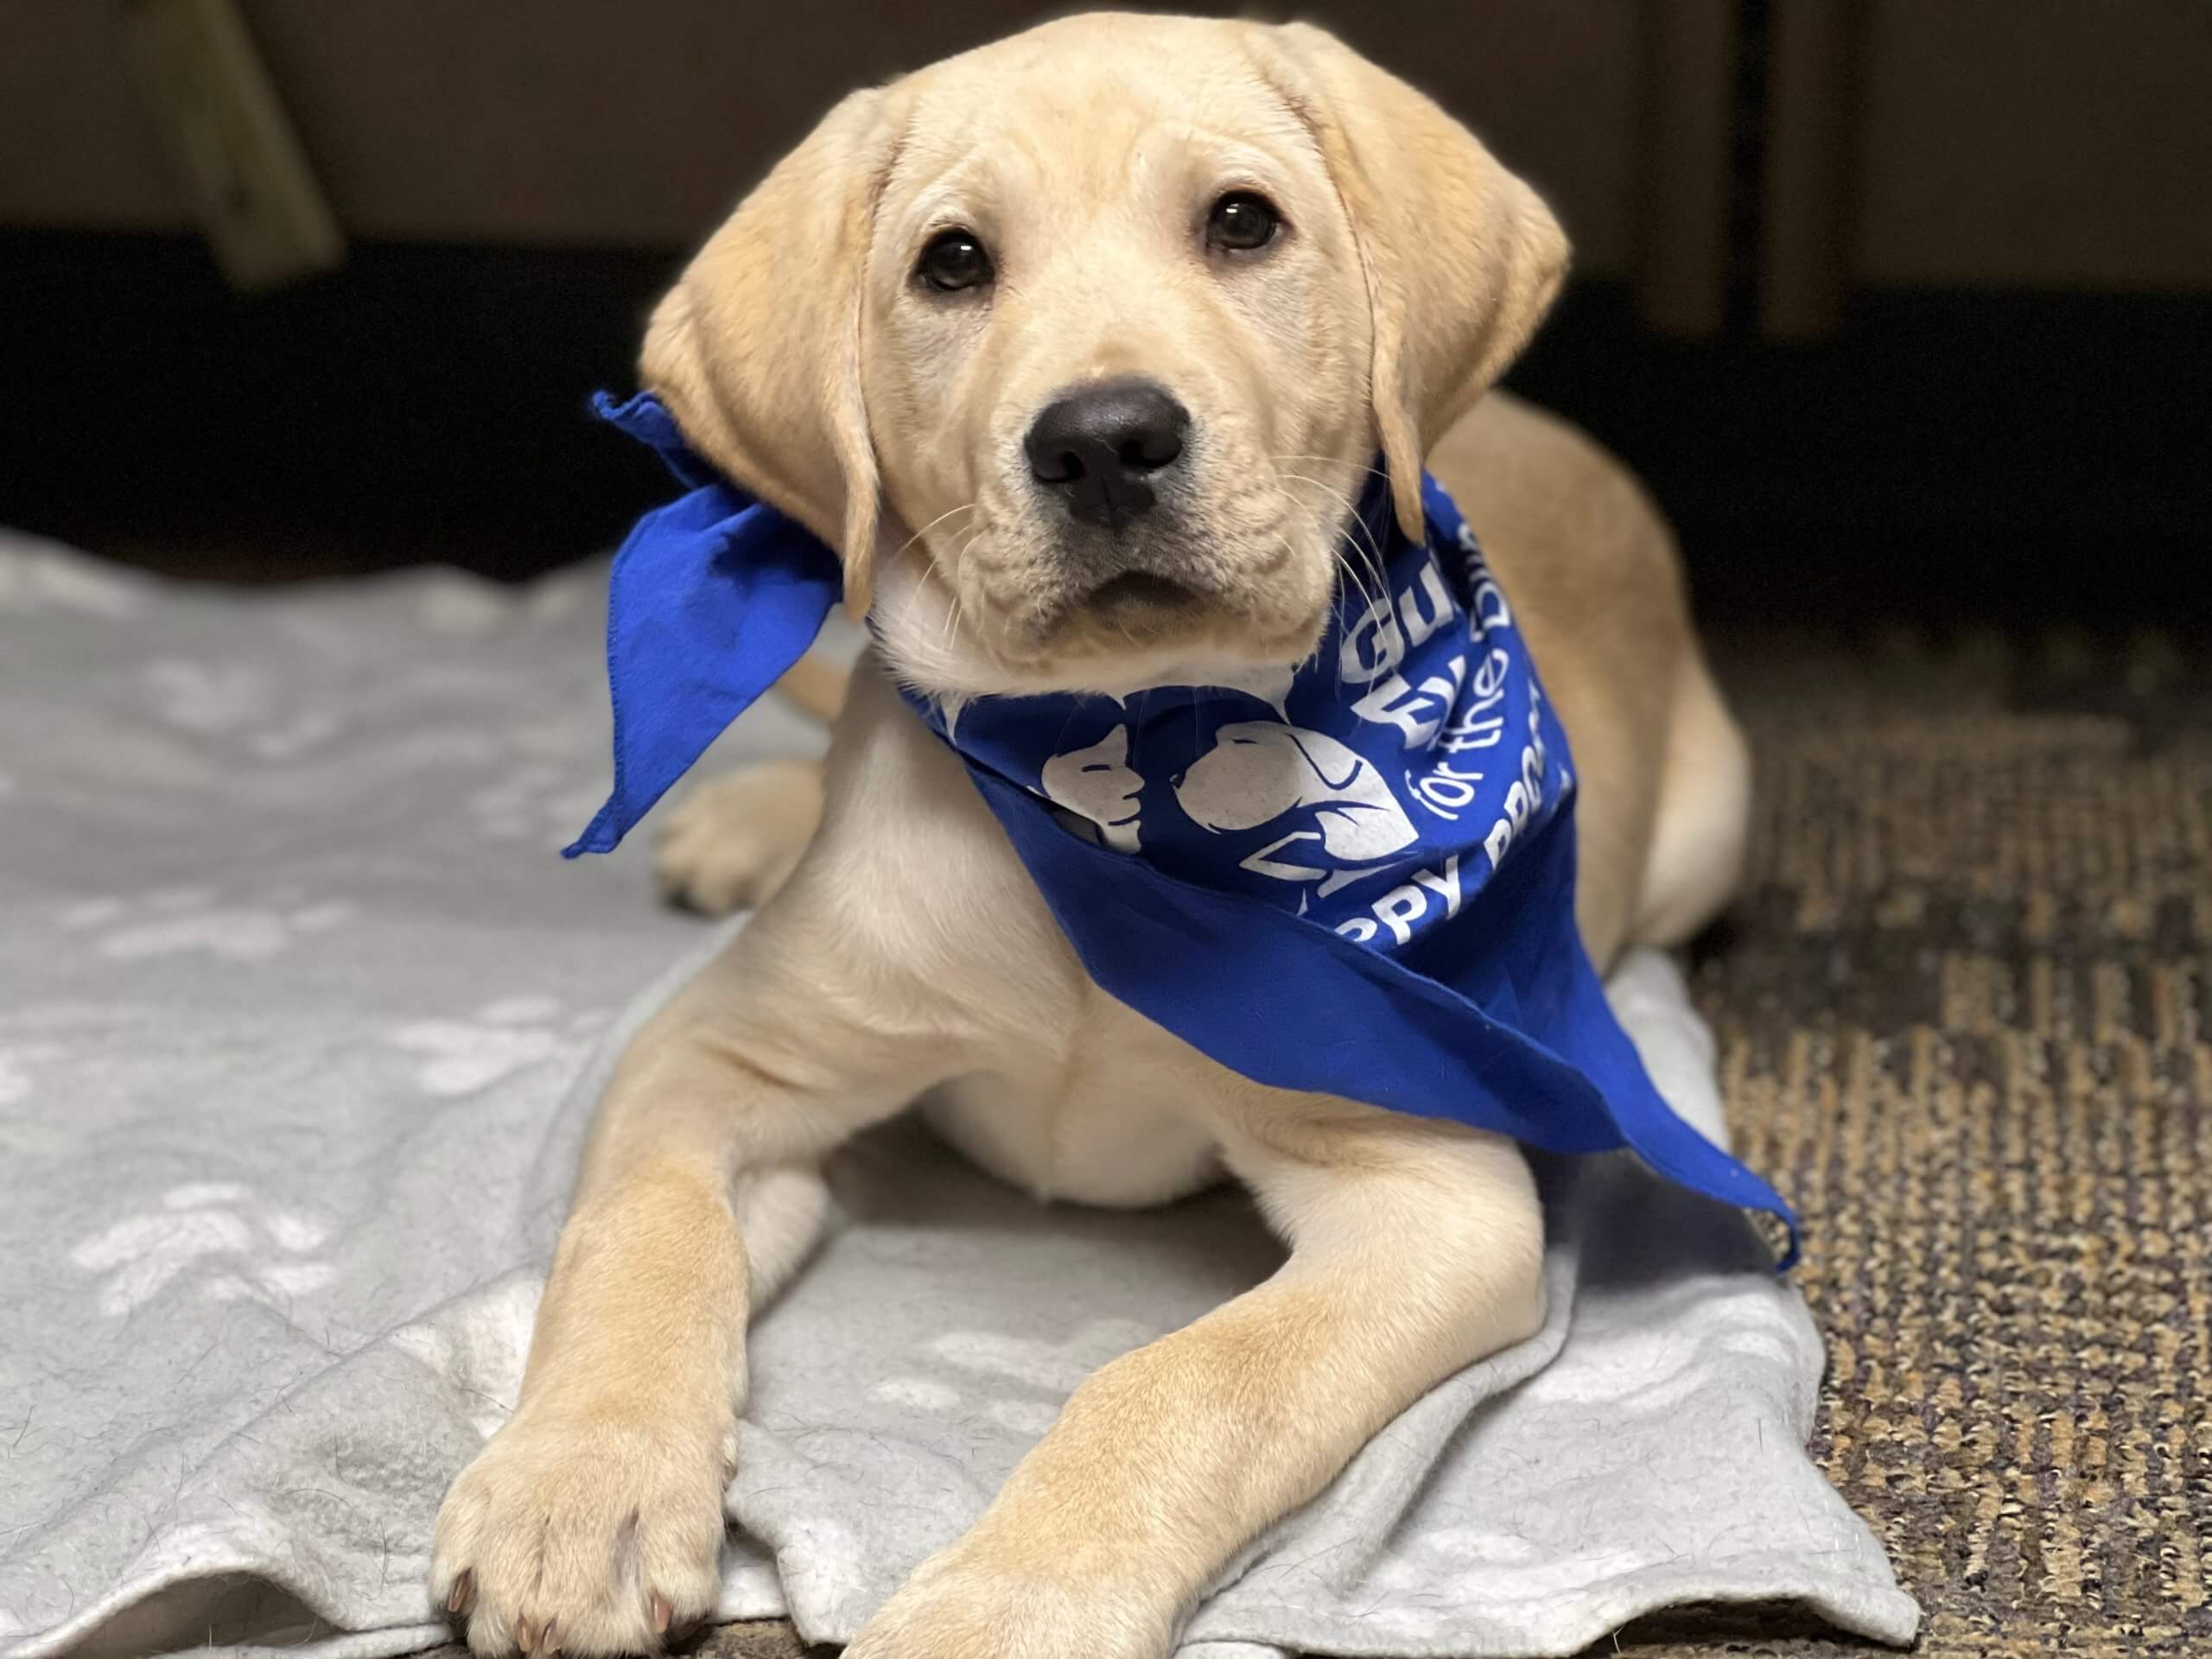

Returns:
643,14,1566,698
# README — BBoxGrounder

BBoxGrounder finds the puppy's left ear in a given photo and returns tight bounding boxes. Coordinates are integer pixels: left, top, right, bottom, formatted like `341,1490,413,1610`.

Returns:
640,87,903,616
1255,24,1570,537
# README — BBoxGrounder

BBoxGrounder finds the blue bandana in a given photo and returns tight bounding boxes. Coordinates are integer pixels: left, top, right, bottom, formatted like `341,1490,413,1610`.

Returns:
569,391,1797,1263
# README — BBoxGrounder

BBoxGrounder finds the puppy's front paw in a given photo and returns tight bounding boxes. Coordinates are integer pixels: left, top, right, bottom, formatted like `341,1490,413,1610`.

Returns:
847,1547,1170,1659
430,1407,732,1655
654,760,823,915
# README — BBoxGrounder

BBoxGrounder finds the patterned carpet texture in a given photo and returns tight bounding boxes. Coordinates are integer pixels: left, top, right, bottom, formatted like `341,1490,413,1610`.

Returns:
1610,623,2211,1658
684,624,2212,1659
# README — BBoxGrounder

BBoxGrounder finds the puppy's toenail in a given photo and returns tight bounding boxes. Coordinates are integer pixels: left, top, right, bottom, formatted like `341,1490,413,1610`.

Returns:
651,1592,674,1634
446,1570,474,1615
515,1618,537,1653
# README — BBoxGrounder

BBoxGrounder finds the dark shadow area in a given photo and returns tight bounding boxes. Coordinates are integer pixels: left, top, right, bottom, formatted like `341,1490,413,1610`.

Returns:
6,229,2207,629
66,1571,383,1659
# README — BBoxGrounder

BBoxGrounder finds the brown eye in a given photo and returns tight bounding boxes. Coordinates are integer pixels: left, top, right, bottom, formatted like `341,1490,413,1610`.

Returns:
1205,192,1281,253
917,228,994,292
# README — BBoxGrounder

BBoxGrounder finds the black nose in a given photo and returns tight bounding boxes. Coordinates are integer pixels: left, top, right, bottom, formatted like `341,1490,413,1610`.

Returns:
1023,377,1191,531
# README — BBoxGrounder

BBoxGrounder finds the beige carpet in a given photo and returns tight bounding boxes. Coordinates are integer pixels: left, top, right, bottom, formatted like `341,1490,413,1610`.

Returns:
1599,623,2211,1657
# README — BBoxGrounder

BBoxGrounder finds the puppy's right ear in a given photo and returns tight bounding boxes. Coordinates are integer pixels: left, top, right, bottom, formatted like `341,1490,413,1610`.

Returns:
1251,25,1567,543
641,89,901,616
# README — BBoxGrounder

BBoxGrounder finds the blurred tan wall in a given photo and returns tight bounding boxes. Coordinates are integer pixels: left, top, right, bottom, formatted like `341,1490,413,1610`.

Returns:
0,1,1639,270
1853,0,2212,290
2,0,2207,289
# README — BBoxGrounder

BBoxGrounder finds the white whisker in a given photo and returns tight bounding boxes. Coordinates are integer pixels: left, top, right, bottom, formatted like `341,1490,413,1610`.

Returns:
891,501,978,570
1268,453,1392,486
1278,469,1388,619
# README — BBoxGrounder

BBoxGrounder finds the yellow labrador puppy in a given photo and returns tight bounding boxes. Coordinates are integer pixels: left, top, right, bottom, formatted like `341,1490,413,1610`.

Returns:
431,13,1750,1656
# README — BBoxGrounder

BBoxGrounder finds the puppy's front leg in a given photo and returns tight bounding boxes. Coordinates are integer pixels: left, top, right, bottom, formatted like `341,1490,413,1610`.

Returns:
430,913,954,1656
849,1107,1547,1659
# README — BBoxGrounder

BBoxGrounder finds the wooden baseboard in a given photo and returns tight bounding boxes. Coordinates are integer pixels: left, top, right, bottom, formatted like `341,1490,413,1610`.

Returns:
1759,0,1867,338
119,0,343,290
1633,0,1739,338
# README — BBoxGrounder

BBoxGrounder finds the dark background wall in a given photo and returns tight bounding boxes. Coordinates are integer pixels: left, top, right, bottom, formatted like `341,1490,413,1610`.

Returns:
2,0,2207,620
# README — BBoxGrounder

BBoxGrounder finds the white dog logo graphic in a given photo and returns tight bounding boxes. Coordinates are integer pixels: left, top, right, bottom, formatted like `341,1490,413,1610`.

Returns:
1174,721,1417,894
1041,725,1145,852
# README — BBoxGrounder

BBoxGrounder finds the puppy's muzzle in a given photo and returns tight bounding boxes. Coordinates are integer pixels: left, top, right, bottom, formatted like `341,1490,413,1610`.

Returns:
1025,376,1190,535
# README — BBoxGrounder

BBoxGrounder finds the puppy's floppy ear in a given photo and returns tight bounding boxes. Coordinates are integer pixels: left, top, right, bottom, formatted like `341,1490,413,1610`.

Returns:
641,89,901,616
1256,24,1569,537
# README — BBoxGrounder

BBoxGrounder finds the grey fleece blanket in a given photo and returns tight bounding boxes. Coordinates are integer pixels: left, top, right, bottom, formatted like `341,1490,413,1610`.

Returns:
0,531,1920,1658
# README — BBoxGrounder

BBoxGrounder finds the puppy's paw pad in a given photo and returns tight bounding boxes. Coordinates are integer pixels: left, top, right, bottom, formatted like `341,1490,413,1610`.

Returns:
430,1412,728,1656
654,761,823,915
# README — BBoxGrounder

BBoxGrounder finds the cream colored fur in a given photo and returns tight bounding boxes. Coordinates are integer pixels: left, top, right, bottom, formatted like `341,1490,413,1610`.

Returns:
430,15,1751,1656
